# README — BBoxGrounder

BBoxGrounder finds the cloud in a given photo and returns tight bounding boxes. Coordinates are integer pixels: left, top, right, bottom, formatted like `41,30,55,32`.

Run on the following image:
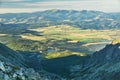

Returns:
0,0,120,13
24,0,120,12
21,1,103,8
0,8,45,14
1,0,26,2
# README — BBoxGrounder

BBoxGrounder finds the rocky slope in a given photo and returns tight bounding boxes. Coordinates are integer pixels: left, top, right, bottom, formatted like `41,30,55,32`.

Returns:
0,43,62,80
0,43,25,67
70,39,120,80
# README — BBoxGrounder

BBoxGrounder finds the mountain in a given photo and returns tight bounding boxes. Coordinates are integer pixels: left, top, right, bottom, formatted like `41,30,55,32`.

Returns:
0,35,120,80
69,39,120,80
42,55,89,77
0,10,120,30
0,23,29,34
37,39,120,79
0,43,62,80
0,43,25,66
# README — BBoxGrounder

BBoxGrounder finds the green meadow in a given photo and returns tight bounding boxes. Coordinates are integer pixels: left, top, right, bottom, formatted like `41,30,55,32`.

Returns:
0,25,120,58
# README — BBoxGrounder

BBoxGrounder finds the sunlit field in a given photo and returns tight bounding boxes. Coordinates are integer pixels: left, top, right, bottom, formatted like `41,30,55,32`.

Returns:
22,25,120,43
0,25,120,58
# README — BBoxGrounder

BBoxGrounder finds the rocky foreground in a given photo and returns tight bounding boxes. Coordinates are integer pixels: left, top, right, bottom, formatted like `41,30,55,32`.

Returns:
0,60,44,80
0,43,62,80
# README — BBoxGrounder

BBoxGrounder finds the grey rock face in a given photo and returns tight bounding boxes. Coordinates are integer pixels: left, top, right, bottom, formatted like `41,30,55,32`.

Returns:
0,59,63,80
0,61,5,71
0,60,41,80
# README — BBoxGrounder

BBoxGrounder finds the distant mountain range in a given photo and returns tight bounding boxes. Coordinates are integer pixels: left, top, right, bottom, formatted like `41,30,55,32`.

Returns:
0,10,120,30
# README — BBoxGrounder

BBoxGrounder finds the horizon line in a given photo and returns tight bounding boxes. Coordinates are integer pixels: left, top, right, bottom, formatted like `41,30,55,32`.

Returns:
0,9,120,14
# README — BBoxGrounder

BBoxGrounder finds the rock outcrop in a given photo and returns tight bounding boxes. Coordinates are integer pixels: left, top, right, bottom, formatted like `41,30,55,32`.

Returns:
70,40,120,80
0,60,43,80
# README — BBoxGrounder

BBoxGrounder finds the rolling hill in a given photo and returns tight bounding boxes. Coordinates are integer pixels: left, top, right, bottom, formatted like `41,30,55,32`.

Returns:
0,10,120,30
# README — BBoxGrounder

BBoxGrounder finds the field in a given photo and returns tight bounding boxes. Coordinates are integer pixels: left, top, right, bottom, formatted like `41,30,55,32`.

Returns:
22,25,120,43
0,25,120,58
0,34,8,37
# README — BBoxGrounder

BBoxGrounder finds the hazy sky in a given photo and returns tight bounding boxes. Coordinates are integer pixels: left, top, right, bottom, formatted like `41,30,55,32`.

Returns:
0,0,120,13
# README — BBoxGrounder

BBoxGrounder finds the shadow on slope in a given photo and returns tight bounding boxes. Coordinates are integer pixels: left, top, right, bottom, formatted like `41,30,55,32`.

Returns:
0,43,26,67
41,55,90,78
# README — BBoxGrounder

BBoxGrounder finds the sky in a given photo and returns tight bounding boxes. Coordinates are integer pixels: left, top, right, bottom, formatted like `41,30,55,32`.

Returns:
0,0,120,13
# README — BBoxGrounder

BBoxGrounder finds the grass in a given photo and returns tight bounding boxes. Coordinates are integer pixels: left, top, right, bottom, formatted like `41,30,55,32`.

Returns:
45,50,86,59
0,25,119,58
18,25,120,56
0,34,8,37
21,35,46,41
24,25,120,43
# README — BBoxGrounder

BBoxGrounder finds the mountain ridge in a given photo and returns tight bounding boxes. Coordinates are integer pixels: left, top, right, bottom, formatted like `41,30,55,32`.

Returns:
0,43,26,67
70,40,120,80
41,39,120,79
0,10,120,30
